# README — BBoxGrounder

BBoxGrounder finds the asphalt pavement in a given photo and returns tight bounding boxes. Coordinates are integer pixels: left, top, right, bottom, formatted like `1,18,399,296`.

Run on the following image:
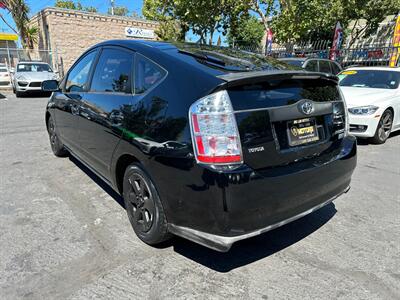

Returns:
0,92,399,299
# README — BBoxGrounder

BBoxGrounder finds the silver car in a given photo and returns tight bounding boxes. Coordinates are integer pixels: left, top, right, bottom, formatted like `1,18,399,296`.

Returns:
13,62,58,97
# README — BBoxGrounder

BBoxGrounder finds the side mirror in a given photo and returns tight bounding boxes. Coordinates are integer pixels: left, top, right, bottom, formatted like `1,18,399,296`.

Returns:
42,80,59,92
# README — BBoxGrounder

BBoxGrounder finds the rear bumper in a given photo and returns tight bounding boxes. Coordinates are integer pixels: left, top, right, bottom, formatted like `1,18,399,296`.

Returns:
157,135,356,251
169,186,349,252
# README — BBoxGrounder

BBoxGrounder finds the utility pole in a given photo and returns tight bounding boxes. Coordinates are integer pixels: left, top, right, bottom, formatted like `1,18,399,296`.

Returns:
110,0,115,15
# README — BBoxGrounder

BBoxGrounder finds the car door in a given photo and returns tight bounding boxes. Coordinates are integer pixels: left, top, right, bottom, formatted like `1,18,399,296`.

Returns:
78,46,135,178
54,49,98,150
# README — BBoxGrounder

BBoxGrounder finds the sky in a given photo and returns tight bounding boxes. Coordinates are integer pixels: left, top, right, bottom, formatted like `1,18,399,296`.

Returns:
0,0,220,45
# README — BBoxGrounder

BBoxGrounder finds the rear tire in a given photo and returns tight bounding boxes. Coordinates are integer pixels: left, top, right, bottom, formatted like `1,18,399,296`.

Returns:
123,163,171,245
47,115,68,157
370,109,393,144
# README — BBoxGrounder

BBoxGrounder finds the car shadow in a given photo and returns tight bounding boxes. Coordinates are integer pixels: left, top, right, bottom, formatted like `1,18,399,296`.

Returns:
68,155,125,209
356,130,400,146
169,203,336,272
68,154,337,272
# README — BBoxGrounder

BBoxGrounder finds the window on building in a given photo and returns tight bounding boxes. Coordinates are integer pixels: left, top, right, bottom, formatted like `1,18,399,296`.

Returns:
319,60,332,74
304,60,318,72
66,50,97,92
90,48,133,94
135,54,166,94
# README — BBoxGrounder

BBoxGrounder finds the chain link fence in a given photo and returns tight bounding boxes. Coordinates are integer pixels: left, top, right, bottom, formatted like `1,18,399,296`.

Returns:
235,40,398,67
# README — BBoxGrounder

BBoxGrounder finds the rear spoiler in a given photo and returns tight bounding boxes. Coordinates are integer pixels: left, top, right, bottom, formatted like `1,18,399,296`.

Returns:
217,70,339,87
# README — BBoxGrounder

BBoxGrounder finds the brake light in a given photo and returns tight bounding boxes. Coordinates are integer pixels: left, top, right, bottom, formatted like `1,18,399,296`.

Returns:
189,90,243,165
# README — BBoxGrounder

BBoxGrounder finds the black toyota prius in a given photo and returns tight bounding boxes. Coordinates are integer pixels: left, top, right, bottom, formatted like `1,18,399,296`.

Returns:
43,40,357,252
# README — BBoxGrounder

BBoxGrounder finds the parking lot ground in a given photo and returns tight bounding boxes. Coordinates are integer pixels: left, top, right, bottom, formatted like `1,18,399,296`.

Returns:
1,92,399,300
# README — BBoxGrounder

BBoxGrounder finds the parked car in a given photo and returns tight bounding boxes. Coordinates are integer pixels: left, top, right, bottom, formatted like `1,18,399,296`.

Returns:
339,67,400,144
43,40,357,252
278,57,343,75
12,61,58,97
0,64,11,87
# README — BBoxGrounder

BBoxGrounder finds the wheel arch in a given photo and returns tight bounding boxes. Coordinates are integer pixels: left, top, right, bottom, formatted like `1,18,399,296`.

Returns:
114,153,140,195
45,111,51,130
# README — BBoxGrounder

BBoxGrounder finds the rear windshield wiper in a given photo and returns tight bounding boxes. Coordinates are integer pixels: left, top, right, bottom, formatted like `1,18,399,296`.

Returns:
178,50,226,66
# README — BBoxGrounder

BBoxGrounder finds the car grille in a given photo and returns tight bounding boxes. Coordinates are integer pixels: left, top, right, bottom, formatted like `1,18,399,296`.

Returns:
29,82,41,87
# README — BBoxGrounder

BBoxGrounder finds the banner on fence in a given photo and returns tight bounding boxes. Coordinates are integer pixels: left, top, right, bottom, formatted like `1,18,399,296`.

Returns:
329,22,343,60
389,14,400,67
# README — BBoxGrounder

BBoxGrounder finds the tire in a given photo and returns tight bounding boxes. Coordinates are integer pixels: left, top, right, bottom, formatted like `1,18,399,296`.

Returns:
15,91,22,98
370,109,393,144
123,163,171,245
47,115,68,157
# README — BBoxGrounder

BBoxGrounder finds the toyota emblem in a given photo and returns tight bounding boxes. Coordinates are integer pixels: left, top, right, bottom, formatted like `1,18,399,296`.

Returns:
300,101,314,115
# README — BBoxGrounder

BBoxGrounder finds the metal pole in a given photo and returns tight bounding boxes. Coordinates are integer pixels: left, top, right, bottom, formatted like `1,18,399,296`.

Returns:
6,40,11,68
111,0,115,15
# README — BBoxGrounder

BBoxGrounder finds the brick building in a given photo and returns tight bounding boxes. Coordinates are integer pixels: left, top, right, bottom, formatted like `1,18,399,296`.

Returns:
29,7,159,74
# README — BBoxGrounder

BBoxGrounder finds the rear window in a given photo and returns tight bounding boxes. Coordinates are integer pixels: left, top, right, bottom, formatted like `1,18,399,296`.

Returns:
0,68,7,72
228,79,340,111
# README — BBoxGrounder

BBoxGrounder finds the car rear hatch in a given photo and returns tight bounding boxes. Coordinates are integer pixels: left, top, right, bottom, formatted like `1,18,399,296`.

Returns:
218,70,346,170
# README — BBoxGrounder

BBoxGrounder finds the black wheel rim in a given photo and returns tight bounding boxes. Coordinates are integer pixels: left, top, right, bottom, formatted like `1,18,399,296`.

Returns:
48,118,58,149
127,174,155,233
378,112,392,141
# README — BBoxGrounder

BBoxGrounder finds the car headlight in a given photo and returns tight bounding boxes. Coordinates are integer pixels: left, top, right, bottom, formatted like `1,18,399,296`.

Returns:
348,106,379,115
16,75,27,81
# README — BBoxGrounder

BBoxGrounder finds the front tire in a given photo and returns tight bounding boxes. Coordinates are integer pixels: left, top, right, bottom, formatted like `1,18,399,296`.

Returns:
123,164,171,245
370,109,393,144
47,115,68,157
15,91,22,98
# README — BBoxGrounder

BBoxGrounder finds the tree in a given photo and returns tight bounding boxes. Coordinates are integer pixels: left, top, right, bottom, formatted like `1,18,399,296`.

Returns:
55,0,97,12
25,25,38,48
0,0,30,48
108,5,129,16
227,15,265,48
54,0,82,10
270,0,400,44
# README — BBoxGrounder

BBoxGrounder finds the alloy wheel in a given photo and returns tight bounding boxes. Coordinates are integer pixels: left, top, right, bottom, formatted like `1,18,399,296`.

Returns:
127,174,155,233
48,118,58,150
378,111,392,141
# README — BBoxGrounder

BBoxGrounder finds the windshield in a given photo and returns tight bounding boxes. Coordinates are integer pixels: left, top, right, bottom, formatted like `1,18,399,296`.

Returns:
339,70,400,89
17,63,52,72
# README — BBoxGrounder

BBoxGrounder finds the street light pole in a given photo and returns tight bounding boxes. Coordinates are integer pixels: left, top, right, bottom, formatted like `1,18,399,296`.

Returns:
110,0,115,15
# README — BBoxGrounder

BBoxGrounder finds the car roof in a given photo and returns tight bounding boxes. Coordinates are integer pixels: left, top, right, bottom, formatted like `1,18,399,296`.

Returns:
91,40,297,77
345,66,400,72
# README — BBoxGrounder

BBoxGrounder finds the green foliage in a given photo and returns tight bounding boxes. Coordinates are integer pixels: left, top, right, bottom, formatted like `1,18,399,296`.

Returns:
55,0,98,13
0,0,30,48
227,15,265,48
108,6,129,16
83,6,98,13
55,0,81,10
271,0,400,43
25,25,38,48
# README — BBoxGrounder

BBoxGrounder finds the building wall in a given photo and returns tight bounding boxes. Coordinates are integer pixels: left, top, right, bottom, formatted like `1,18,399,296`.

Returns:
29,7,159,73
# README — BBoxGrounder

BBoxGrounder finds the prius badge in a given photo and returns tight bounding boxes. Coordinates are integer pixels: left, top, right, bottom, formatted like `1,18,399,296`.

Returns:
300,101,314,115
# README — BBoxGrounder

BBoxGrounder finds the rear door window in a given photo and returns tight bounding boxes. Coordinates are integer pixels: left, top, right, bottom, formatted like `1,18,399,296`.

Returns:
319,60,332,74
66,50,97,92
330,62,341,74
90,48,133,94
304,60,318,72
135,54,166,94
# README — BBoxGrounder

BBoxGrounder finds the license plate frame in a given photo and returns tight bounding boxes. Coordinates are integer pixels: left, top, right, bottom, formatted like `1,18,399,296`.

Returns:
287,117,319,147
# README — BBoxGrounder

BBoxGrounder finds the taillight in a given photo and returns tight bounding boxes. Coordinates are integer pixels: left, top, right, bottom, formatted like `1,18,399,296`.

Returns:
189,90,243,165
